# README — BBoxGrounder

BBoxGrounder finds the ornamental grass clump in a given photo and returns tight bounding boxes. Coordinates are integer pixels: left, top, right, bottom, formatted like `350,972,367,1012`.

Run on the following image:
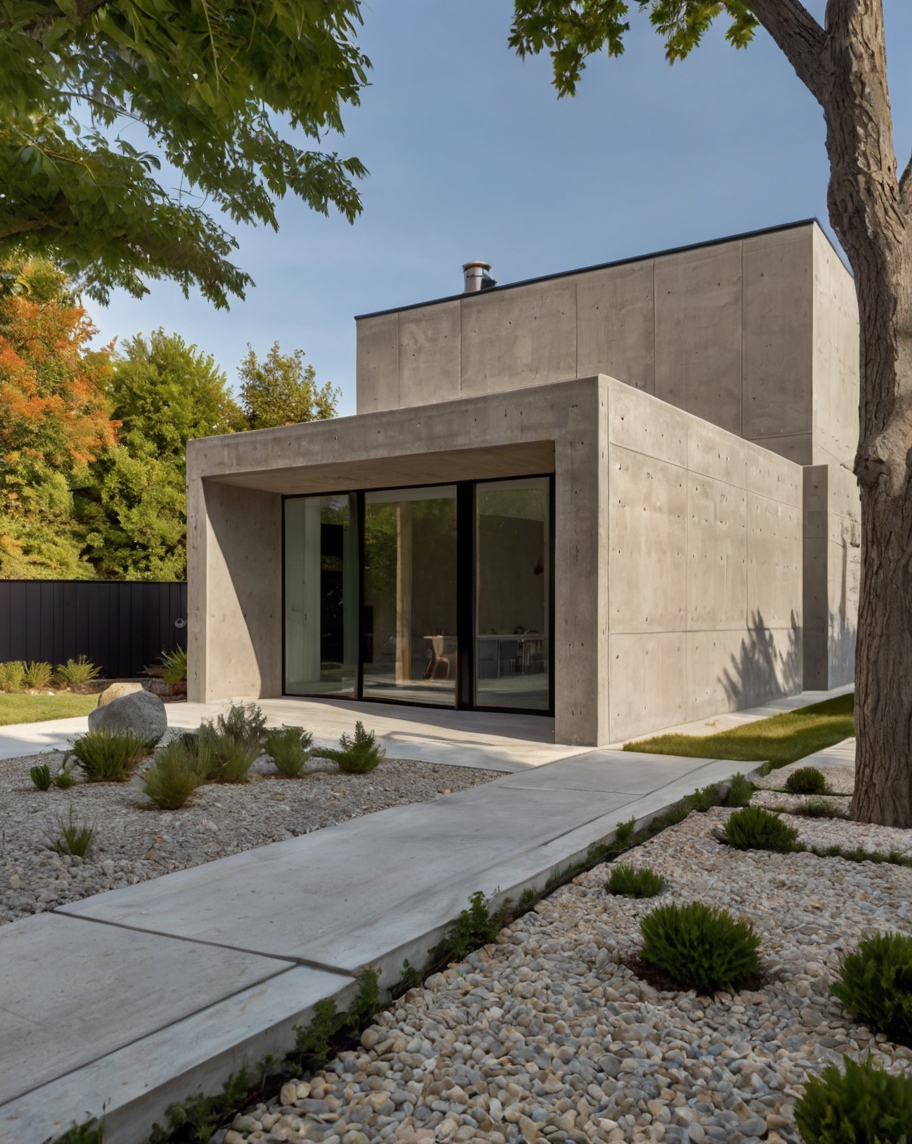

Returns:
55,657,101,686
320,721,385,774
605,863,666,899
722,805,804,853
213,702,267,746
639,901,761,994
143,740,207,809
23,661,54,689
264,726,313,777
30,763,51,791
196,728,260,783
67,730,153,782
795,1054,912,1144
830,932,912,1047
785,765,829,795
48,806,95,858
0,660,26,691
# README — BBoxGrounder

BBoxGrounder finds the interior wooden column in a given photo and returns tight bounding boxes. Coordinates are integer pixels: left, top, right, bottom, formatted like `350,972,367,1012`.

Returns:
395,501,413,682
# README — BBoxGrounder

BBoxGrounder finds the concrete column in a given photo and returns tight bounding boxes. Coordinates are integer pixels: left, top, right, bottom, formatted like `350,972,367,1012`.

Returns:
187,477,283,702
552,378,610,745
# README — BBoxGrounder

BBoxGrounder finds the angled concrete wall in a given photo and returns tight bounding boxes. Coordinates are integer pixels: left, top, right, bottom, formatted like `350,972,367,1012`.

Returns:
605,379,803,742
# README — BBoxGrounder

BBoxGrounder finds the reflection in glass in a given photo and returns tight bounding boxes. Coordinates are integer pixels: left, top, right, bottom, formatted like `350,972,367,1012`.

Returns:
284,494,358,695
475,477,550,710
363,486,457,706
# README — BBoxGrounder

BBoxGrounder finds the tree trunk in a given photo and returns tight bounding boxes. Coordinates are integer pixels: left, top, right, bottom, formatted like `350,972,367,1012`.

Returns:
816,1,912,825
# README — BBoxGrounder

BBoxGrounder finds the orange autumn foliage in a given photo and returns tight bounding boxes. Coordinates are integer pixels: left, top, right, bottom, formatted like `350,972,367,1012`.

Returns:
0,278,118,471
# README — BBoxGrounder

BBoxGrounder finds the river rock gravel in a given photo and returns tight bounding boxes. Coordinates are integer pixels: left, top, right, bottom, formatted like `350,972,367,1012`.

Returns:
0,752,495,925
222,796,912,1144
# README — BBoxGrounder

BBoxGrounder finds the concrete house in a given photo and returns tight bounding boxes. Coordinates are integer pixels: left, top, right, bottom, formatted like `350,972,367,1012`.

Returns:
187,219,859,746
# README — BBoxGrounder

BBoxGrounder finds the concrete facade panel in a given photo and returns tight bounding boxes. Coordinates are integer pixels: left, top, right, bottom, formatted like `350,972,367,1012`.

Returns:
745,445,804,506
607,446,687,634
460,279,577,396
686,475,747,631
608,632,686,741
686,418,747,488
577,261,655,392
686,623,801,720
812,226,860,469
746,434,813,465
742,227,813,441
654,244,743,434
397,301,461,407
607,381,688,469
747,495,803,630
355,312,398,414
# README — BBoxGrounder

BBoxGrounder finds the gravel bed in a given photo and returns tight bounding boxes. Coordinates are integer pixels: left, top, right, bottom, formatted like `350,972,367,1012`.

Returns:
751,790,851,817
223,802,912,1144
0,752,495,925
753,763,854,795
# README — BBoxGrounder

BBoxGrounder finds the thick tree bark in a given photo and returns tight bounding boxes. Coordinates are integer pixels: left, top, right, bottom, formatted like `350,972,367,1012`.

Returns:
821,1,912,826
752,0,912,824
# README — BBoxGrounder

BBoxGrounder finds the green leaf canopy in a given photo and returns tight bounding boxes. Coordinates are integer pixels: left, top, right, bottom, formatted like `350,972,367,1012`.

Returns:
0,0,371,307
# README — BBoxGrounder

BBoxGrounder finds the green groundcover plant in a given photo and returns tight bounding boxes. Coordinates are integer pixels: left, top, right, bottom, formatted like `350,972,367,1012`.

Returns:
639,901,761,994
795,1055,912,1144
785,766,829,796
143,740,207,809
830,932,912,1047
319,721,385,774
723,805,804,853
67,730,155,782
264,726,313,777
605,863,666,899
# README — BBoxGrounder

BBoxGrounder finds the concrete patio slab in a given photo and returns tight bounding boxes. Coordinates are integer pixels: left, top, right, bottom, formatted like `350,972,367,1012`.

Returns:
0,965,347,1144
0,913,298,1107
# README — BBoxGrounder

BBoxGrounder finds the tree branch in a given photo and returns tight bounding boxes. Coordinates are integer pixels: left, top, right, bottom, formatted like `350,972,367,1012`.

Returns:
748,0,830,106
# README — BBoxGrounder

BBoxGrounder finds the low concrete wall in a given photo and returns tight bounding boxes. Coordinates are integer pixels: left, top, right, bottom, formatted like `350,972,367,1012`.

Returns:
604,380,804,742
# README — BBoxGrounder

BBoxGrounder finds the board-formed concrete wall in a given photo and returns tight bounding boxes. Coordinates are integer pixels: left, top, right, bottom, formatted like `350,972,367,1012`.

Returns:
604,380,803,742
357,221,856,468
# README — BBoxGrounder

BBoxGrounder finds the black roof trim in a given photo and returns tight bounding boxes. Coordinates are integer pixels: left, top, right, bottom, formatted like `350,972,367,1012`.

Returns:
355,218,834,321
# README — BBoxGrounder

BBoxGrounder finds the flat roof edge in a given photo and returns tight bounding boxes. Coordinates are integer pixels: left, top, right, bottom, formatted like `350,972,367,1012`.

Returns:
355,218,835,321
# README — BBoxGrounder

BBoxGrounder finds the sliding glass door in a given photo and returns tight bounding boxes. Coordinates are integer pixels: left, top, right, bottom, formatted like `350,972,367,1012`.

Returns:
362,485,457,706
283,476,551,713
474,477,550,710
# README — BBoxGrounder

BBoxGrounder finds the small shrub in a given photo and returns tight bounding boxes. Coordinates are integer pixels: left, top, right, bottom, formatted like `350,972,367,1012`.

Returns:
320,721,385,773
0,660,26,691
23,660,54,689
264,726,313,777
67,730,152,782
606,863,667,898
691,783,723,812
143,741,207,809
639,901,761,994
614,816,636,848
723,805,804,853
830,932,912,1047
30,763,52,791
785,765,829,795
49,806,95,857
55,656,101,686
724,772,754,808
795,1054,912,1144
201,729,261,783
211,702,267,745
54,761,77,789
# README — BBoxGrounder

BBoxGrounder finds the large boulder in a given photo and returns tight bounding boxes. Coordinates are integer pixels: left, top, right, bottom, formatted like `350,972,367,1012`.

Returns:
88,689,167,741
96,681,144,708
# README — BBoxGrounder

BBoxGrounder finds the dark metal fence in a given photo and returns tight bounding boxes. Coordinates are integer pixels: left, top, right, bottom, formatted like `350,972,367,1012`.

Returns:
0,581,187,679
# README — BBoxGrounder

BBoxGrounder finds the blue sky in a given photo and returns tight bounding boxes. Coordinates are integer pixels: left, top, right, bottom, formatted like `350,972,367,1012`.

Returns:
95,1,912,415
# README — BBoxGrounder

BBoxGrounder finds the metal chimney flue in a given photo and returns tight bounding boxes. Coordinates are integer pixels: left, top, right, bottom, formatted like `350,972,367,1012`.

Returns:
463,260,496,293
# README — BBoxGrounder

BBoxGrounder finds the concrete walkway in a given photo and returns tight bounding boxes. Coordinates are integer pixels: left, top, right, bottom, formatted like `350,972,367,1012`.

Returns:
0,688,854,1144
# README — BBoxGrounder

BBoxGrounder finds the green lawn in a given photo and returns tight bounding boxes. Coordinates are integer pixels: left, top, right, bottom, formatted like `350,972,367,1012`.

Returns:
624,693,855,771
0,692,97,726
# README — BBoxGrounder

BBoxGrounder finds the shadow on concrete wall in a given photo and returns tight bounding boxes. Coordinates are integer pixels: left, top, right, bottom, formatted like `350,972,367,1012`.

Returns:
828,610,856,688
721,610,802,709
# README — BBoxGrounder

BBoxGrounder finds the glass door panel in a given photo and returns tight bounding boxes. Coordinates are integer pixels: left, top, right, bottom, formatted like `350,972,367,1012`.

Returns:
363,485,457,706
475,477,550,710
284,494,358,695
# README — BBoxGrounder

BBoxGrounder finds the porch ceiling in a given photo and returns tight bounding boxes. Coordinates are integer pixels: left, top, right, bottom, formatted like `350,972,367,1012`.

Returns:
206,440,556,495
